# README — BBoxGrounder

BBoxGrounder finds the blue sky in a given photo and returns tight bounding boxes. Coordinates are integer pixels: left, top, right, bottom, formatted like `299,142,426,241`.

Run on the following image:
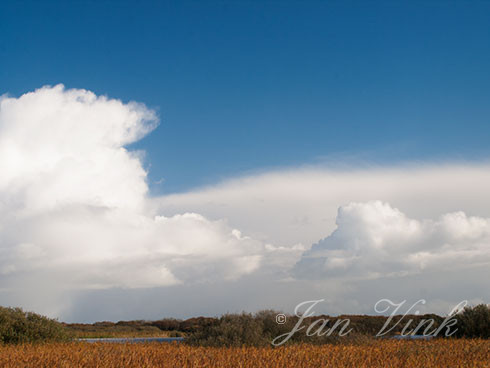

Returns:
2,0,490,194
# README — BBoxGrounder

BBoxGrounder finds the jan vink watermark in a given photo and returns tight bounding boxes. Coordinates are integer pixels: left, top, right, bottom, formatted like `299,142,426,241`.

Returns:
271,299,467,346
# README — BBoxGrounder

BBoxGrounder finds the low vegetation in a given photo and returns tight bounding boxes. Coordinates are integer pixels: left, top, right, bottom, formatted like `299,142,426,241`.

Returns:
65,321,180,339
0,339,488,367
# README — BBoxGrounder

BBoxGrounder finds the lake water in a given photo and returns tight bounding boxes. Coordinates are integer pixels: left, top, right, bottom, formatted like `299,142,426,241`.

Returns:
390,335,434,340
79,337,184,343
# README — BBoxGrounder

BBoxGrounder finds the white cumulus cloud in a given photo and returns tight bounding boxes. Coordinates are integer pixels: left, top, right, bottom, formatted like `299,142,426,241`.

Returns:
294,201,490,280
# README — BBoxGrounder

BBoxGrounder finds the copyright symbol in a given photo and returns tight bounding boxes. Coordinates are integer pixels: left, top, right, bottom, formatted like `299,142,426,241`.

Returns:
276,313,286,324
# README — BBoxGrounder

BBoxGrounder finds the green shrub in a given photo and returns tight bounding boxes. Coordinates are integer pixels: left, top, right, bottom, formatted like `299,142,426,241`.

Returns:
168,330,183,337
453,304,490,339
151,318,181,331
0,306,68,344
186,312,266,347
185,310,346,347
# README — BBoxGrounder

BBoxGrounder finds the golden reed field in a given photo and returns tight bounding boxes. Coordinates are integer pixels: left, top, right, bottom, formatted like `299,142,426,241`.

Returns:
0,339,488,368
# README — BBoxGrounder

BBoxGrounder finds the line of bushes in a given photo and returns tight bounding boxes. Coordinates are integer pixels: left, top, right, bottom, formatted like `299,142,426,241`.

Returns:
184,310,442,347
3,303,488,345
184,305,489,347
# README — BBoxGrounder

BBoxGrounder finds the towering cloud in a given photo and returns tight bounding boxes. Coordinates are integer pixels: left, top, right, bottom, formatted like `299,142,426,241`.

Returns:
0,85,267,316
0,85,155,212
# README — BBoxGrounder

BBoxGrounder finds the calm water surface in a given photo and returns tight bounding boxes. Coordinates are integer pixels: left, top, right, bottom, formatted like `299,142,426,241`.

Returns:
79,337,184,343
